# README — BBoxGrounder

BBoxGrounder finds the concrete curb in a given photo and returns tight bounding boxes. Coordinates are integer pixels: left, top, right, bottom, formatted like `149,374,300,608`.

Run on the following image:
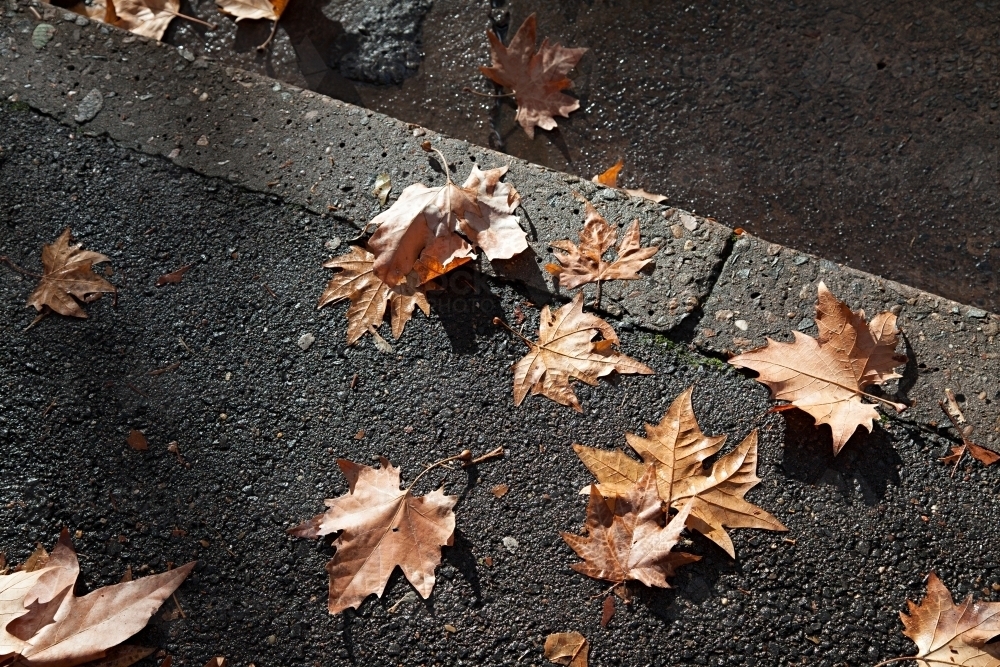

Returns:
3,1,998,439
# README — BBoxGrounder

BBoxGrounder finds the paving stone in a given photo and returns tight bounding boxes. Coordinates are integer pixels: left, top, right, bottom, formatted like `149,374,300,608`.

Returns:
694,234,1000,444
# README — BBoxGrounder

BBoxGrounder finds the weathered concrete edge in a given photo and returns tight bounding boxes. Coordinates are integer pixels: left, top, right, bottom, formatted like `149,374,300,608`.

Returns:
2,0,997,404
0,1,729,333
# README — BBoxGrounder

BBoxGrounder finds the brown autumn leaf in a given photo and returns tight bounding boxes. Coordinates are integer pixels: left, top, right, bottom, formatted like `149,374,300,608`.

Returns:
26,229,116,319
729,281,907,454
600,596,614,628
0,529,193,667
894,572,1000,666
318,245,433,345
155,264,193,287
201,658,227,667
573,386,786,557
545,200,658,290
543,632,588,667
592,160,667,203
109,0,180,40
939,388,1000,469
480,13,587,139
368,164,527,288
126,429,147,451
508,293,653,412
563,467,698,588
215,0,287,22
593,160,624,187
287,457,457,615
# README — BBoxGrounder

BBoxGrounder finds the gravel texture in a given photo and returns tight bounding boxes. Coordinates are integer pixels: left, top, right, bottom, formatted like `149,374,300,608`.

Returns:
3,106,1000,667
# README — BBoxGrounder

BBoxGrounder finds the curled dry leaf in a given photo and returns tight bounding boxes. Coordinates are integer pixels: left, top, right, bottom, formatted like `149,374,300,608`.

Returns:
592,160,667,203
215,0,287,22
368,164,527,287
0,529,193,667
563,467,698,588
26,229,116,319
318,245,433,345
729,281,907,454
545,200,658,290
202,658,227,667
593,160,624,187
155,264,193,287
372,173,392,206
896,573,1000,666
574,387,786,557
287,457,457,615
509,293,653,412
939,388,1000,468
480,13,587,139
543,632,588,667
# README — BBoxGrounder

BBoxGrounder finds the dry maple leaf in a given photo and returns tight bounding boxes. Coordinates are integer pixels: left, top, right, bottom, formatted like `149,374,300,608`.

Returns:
563,467,698,588
592,160,667,203
543,632,588,667
110,0,180,40
545,200,658,290
215,0,287,22
507,293,653,412
26,229,116,319
893,572,1000,666
480,13,587,138
573,386,786,557
318,245,433,345
367,161,526,287
729,281,907,454
0,529,193,667
288,457,457,615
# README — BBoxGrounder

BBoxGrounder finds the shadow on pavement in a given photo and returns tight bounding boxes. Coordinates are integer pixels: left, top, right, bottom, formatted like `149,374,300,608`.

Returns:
779,409,902,504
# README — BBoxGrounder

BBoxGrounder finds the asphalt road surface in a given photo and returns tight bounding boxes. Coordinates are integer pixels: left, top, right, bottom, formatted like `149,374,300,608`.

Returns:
2,106,999,667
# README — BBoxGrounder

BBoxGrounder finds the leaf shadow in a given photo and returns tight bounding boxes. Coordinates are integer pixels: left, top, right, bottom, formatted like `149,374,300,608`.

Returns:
490,248,557,308
426,268,505,354
891,330,920,404
441,530,483,605
644,534,734,621
779,409,902,504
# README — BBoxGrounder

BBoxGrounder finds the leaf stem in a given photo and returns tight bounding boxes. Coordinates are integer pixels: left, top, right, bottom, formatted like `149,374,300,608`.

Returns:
256,19,280,52
0,256,42,279
492,316,534,348
595,279,602,309
169,10,217,29
870,657,928,667
463,446,505,467
462,86,517,99
407,450,473,491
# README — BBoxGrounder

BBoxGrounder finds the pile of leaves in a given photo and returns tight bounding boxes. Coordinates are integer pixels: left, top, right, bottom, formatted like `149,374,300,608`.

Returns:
319,154,527,346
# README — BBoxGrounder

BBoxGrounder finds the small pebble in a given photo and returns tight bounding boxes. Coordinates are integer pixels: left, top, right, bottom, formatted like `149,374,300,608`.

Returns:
298,333,316,351
502,536,519,553
74,88,103,123
324,237,342,251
